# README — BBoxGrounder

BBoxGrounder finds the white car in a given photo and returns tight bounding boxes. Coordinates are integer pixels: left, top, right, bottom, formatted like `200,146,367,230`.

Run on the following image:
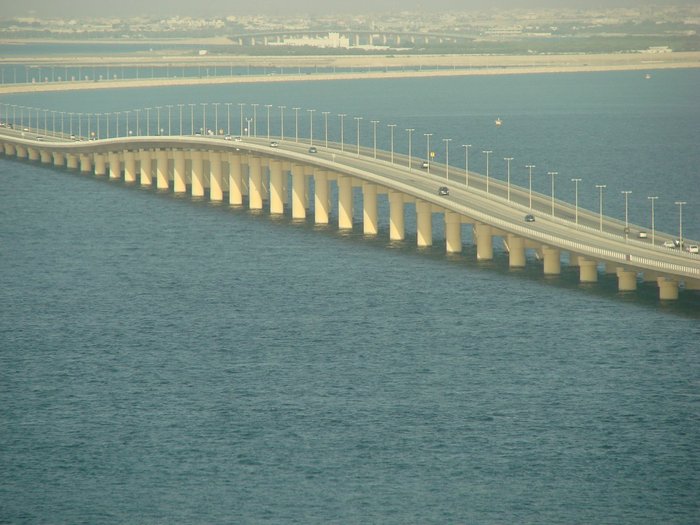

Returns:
686,244,699,254
663,240,676,248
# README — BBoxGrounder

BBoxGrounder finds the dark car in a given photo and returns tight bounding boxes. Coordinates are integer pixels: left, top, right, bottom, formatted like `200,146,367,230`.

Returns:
524,214,535,222
308,146,317,153
438,186,449,196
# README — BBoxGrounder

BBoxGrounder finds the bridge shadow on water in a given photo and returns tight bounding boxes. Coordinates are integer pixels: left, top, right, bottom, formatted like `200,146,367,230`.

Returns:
50,165,700,319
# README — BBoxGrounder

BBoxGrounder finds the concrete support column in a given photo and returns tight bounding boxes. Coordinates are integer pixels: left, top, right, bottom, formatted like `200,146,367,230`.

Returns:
191,150,204,197
228,153,243,205
445,212,462,253
617,269,638,292
269,160,284,214
108,152,121,180
314,170,330,224
362,182,378,235
657,277,679,300
66,153,78,170
79,153,92,173
506,233,526,268
94,153,106,176
416,201,433,247
139,150,152,185
389,190,405,241
208,151,222,200
156,150,169,190
16,145,27,159
52,152,64,167
123,151,136,182
542,246,561,275
338,175,354,230
173,150,186,193
40,150,52,164
4,144,15,156
28,148,39,161
579,257,598,283
248,156,263,209
291,164,306,219
474,223,493,261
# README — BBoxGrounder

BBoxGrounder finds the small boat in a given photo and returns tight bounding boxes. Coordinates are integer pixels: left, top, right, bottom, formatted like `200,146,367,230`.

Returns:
645,73,651,79
495,117,502,127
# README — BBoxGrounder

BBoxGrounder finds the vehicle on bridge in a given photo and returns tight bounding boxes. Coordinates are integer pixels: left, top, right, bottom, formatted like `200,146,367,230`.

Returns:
438,186,449,196
524,214,536,222
308,146,317,154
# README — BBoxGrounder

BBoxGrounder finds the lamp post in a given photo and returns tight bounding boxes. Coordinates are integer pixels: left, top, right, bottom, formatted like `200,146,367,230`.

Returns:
548,171,558,216
443,138,452,180
251,103,258,136
322,111,330,147
200,103,207,135
166,105,172,135
483,150,492,193
225,102,232,135
621,190,632,239
177,104,184,136
648,196,658,244
145,107,151,135
371,120,379,158
238,103,245,136
293,107,300,142
213,102,220,135
504,157,513,201
406,128,415,171
354,116,363,156
388,124,396,163
571,178,582,224
115,112,120,137
463,144,471,187
424,133,432,174
189,104,195,135
245,117,252,137
135,109,141,135
596,184,607,231
278,106,286,140
675,200,686,249
308,109,315,145
156,106,162,135
265,104,272,139
95,113,100,139
526,164,535,209
77,112,82,138
105,112,109,139
338,113,347,151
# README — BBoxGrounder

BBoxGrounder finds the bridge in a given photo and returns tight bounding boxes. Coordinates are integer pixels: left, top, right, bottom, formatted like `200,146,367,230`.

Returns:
1,123,698,301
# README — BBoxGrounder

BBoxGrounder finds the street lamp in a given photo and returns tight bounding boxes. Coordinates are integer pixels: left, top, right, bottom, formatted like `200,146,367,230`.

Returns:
225,102,232,135
278,106,286,140
238,103,245,136
526,164,536,209
322,111,330,147
648,196,658,244
200,103,207,135
177,104,184,136
675,200,686,249
406,128,415,171
596,184,607,231
293,107,300,142
213,102,220,134
621,190,632,239
504,157,513,201
265,104,272,139
189,104,195,135
338,113,347,151
166,105,172,135
308,109,316,145
156,106,162,135
251,103,258,136
443,138,452,180
482,150,492,193
571,178,582,224
463,144,471,187
354,116,363,156
548,171,558,216
145,107,151,135
370,120,379,159
388,124,397,163
424,133,432,174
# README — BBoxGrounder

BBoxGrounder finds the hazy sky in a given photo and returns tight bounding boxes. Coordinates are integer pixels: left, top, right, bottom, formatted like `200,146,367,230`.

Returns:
6,0,696,18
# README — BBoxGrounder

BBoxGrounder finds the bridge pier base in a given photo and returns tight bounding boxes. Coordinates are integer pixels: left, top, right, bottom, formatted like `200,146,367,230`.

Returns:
94,153,106,176
16,145,27,159
269,160,284,214
123,151,136,181
79,153,92,173
191,150,204,197
617,269,638,292
66,153,78,170
109,152,121,179
579,257,598,282
4,144,15,156
657,277,679,300
416,201,432,247
228,153,243,205
139,150,152,185
542,246,561,275
28,148,39,161
338,175,353,230
445,212,462,253
291,163,306,219
157,150,170,191
474,223,493,261
314,170,330,224
52,152,64,167
248,156,263,209
173,150,186,193
209,151,222,199
389,190,405,241
506,233,525,267
40,150,52,164
362,182,378,235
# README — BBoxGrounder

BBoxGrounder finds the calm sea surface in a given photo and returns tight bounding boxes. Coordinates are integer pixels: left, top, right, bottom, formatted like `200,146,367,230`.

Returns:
1,70,699,524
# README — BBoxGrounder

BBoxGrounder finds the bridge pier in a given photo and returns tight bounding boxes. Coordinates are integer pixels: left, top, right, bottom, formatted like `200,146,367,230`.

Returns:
16,145,27,159
28,147,39,161
416,201,432,247
94,153,106,176
657,277,679,300
190,150,204,197
157,150,170,191
578,257,598,282
4,143,15,156
109,152,121,179
66,153,78,170
362,182,378,235
173,150,186,193
123,151,136,181
389,190,405,241
269,160,284,214
506,233,526,267
40,150,52,164
291,163,306,219
445,212,462,253
228,153,243,205
314,169,330,224
617,268,638,292
542,246,561,275
52,152,64,167
209,151,222,199
80,153,92,173
139,150,152,185
247,156,263,209
338,174,353,230
474,223,493,261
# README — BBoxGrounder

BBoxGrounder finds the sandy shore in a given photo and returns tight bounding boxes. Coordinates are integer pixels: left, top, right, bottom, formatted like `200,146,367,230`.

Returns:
1,52,698,95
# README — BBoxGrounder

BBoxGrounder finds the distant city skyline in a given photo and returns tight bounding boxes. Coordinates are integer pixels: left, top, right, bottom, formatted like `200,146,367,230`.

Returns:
4,0,697,18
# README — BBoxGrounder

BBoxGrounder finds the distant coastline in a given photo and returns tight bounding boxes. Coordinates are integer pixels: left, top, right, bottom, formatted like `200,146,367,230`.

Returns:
1,51,699,95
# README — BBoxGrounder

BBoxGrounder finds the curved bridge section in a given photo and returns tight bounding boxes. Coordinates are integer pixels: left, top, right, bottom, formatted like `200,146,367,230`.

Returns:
2,130,698,300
